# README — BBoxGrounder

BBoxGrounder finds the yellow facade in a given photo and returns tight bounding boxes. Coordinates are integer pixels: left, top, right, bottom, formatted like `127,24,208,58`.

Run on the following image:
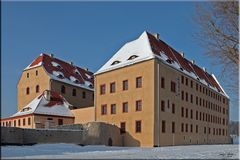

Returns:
71,107,95,124
95,59,230,147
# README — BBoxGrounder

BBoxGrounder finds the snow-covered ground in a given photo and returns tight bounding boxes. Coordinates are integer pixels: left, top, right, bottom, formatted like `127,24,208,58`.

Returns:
1,144,239,159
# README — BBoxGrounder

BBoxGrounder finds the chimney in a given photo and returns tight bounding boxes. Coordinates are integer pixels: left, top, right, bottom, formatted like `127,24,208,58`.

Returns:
50,54,54,58
191,60,195,64
69,61,74,66
203,67,207,72
44,90,51,101
180,52,184,58
153,33,160,40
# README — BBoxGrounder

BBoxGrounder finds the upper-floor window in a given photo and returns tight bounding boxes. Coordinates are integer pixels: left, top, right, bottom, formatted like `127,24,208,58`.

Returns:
111,60,121,65
122,102,128,113
100,84,106,95
136,77,142,88
128,55,138,60
36,85,40,93
135,120,142,133
123,80,128,91
27,73,29,78
190,80,193,88
28,117,31,125
61,85,65,94
136,100,142,111
161,77,165,88
181,107,184,117
185,92,188,102
26,87,30,95
190,94,193,103
82,91,86,99
172,121,175,133
72,89,76,96
185,77,188,86
110,82,116,93
171,81,176,93
196,83,198,91
172,103,175,114
161,100,165,112
36,70,38,76
101,104,107,115
181,76,184,84
181,91,184,100
162,120,166,133
111,104,116,114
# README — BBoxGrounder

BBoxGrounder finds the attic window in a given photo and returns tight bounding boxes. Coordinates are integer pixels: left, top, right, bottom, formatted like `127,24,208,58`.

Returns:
70,76,80,83
57,74,64,78
111,61,121,65
74,69,80,75
89,84,93,88
51,62,62,69
128,55,138,60
53,71,64,79
166,59,172,64
21,107,31,112
179,67,184,71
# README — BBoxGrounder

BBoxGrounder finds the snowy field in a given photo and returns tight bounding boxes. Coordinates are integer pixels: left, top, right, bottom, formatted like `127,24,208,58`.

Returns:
1,144,239,159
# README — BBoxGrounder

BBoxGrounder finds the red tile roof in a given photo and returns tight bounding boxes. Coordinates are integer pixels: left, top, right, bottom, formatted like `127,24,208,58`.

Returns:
146,32,224,94
25,53,94,90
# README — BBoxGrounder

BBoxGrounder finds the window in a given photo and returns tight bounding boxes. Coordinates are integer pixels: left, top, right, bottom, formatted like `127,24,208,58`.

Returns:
196,96,198,105
101,104,107,115
162,120,166,133
136,77,142,88
110,82,116,93
196,125,198,133
111,60,121,65
185,77,188,86
111,104,116,114
190,94,193,103
36,70,38,76
196,111,198,120
72,89,76,96
58,119,63,125
181,76,184,84
23,118,25,126
82,91,86,99
27,73,29,78
161,101,165,112
172,122,175,133
172,103,175,114
190,110,193,119
120,122,126,134
26,87,30,95
123,102,128,113
199,85,202,92
191,124,193,132
36,85,40,93
204,127,206,134
128,55,138,60
18,119,21,126
181,107,184,117
61,85,65,94
186,108,188,118
196,83,198,91
185,124,188,132
123,80,128,91
185,92,188,102
161,77,165,88
190,80,193,88
14,120,16,127
100,84,106,95
136,100,142,111
135,121,141,133
181,123,184,132
47,118,53,120
171,81,176,92
28,118,31,125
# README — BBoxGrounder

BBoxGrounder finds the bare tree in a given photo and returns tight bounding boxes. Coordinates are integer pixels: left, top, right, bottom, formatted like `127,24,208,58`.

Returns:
194,1,239,102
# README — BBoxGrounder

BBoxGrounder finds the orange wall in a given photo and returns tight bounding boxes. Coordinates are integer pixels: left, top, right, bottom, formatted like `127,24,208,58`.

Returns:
71,106,95,124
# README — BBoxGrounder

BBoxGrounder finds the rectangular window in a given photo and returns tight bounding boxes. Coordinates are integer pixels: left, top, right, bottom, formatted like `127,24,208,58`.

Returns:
190,80,193,88
123,80,128,91
186,108,188,118
111,104,116,114
100,84,106,95
190,110,193,119
162,120,166,133
196,83,198,91
110,82,116,93
181,123,184,132
172,103,175,114
185,92,188,102
135,120,141,133
82,91,86,99
181,107,184,117
120,122,126,134
23,118,25,126
190,94,193,103
161,100,165,112
181,91,184,100
181,76,184,84
196,111,198,120
28,118,31,125
185,124,188,132
58,119,63,125
196,96,198,105
18,119,21,126
136,77,142,88
190,124,193,132
172,122,175,133
161,77,165,88
72,89,76,96
204,127,206,134
14,120,16,127
199,85,202,92
27,73,29,78
123,102,128,113
196,125,198,133
185,77,188,86
136,100,142,111
171,81,176,92
101,104,107,115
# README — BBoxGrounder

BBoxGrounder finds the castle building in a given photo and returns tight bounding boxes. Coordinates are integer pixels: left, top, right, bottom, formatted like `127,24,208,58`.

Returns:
94,31,230,147
1,90,74,128
17,53,94,111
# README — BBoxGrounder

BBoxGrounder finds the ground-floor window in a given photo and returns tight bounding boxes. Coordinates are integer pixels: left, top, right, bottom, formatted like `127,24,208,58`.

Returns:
135,120,141,133
120,122,126,134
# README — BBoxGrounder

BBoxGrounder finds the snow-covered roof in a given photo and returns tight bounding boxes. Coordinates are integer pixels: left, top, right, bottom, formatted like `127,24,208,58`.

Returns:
11,90,74,118
24,54,94,91
95,31,228,98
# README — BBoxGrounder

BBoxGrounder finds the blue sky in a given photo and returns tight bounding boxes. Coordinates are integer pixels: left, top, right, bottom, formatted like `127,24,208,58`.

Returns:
2,2,239,121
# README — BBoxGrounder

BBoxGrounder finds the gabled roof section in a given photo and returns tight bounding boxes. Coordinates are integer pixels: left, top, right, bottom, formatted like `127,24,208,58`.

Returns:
11,90,74,118
24,53,94,91
95,31,228,98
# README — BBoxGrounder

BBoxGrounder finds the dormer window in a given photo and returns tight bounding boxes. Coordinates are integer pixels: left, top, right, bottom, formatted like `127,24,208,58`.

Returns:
111,60,121,65
166,59,172,64
128,55,138,60
179,67,184,71
53,71,64,79
89,84,93,88
51,62,62,69
70,76,80,83
74,69,80,75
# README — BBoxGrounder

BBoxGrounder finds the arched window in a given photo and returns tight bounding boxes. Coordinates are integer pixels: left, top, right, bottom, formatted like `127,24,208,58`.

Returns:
36,85,40,93
36,70,38,76
128,55,138,60
26,87,30,95
61,85,65,94
111,60,121,65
